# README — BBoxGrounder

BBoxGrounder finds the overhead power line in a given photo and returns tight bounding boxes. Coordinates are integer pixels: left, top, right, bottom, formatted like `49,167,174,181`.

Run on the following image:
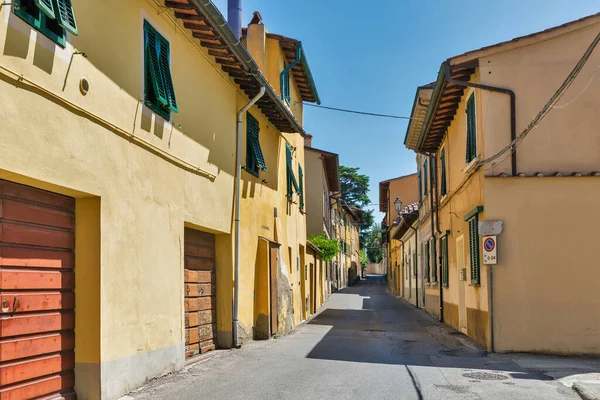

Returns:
300,102,422,120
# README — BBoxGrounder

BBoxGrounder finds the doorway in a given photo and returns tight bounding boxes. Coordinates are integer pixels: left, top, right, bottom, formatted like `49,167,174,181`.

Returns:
269,244,279,336
456,235,467,334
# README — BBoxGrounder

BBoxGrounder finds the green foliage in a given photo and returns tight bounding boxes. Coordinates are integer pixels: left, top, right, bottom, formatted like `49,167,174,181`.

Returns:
308,233,341,262
340,166,370,207
359,249,369,267
365,224,383,263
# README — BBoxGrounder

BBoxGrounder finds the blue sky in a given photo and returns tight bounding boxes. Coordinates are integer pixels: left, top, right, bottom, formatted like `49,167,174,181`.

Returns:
213,0,599,222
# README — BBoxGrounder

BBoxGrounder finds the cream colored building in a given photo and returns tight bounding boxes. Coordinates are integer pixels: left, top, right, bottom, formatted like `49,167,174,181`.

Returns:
404,13,600,354
0,0,319,398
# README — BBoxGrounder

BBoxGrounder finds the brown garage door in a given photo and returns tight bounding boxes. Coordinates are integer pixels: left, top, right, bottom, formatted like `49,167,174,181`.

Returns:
0,180,76,399
184,228,216,358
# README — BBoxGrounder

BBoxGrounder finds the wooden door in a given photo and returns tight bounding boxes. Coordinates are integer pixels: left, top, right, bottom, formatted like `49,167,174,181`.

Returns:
456,235,467,334
310,262,315,314
269,246,278,335
0,180,76,399
184,228,216,358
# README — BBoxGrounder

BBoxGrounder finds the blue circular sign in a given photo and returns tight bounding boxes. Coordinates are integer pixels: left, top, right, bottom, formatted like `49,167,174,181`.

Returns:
484,237,495,252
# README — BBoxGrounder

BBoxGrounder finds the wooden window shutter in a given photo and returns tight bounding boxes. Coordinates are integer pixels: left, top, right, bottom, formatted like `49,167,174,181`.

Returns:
431,238,437,282
298,164,304,210
246,113,267,175
468,216,480,284
466,93,476,163
440,149,447,196
286,144,299,198
35,0,56,19
144,22,169,108
418,171,422,203
442,236,449,287
424,241,430,283
158,38,178,113
423,161,428,195
54,0,78,36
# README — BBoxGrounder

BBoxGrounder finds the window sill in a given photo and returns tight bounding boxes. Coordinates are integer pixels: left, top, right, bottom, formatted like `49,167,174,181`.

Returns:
463,157,480,174
430,281,438,286
469,283,481,287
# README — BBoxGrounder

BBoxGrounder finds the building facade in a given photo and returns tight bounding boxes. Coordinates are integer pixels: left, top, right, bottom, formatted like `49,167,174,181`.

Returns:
404,13,600,354
0,0,320,398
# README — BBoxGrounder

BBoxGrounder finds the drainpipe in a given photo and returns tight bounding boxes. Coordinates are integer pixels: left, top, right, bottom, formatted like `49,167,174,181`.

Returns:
280,45,302,102
233,86,266,348
444,61,517,176
227,0,242,39
427,155,437,318
433,155,443,323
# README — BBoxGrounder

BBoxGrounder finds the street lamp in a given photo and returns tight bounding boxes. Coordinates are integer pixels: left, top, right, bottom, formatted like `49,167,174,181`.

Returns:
394,197,402,215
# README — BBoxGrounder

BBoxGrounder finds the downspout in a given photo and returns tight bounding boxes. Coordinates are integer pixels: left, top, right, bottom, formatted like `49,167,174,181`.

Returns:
233,86,266,348
399,239,405,298
427,155,437,318
444,61,517,176
280,45,302,102
433,155,443,322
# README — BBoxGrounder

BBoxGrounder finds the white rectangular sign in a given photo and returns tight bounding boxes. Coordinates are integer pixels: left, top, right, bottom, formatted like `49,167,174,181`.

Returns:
482,236,497,265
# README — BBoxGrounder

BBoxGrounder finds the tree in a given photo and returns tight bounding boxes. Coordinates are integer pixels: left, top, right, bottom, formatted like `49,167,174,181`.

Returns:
340,165,372,244
340,166,370,207
364,224,383,263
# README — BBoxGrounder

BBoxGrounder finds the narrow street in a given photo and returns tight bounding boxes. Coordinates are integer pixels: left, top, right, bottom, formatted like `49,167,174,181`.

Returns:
127,279,587,400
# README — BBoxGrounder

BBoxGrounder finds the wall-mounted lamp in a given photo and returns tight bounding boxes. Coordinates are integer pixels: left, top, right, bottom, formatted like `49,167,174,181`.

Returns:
394,197,402,215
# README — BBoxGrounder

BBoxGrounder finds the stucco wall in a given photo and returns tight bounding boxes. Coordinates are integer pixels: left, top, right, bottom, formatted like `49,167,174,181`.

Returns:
485,177,600,354
0,1,307,398
305,149,326,237
477,19,600,175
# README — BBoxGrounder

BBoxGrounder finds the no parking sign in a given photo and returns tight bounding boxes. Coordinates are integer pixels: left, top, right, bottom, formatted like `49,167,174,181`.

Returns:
482,236,497,265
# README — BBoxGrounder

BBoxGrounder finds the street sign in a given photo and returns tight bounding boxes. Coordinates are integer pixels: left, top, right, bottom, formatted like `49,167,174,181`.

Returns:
482,236,497,265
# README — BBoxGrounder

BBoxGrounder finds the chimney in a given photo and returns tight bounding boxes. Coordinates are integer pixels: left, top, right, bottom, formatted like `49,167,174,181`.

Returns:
304,134,313,148
246,11,266,72
227,0,242,39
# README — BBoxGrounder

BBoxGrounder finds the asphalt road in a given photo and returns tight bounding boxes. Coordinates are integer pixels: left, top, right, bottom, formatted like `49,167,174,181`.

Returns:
128,279,581,400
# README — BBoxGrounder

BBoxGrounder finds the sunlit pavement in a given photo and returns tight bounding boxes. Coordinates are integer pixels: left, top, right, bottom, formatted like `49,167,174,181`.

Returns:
127,279,597,400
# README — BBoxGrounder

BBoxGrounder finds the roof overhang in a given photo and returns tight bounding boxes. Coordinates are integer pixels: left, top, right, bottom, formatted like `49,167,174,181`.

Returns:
165,0,307,135
306,146,340,192
343,204,364,225
409,60,477,153
242,28,321,104
404,84,434,151
378,181,390,213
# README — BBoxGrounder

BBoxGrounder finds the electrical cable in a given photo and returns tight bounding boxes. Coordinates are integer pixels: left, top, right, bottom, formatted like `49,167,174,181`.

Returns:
299,102,423,120
481,29,600,166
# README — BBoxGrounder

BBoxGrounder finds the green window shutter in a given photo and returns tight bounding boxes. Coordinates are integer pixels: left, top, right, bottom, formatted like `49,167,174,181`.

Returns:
246,113,267,176
440,149,447,196
442,236,447,287
144,22,169,109
286,144,299,197
418,171,422,203
468,216,480,284
424,242,430,283
466,93,476,163
54,0,78,36
298,164,304,211
429,157,435,187
423,161,428,195
158,38,178,113
282,63,291,104
431,238,437,282
35,0,56,19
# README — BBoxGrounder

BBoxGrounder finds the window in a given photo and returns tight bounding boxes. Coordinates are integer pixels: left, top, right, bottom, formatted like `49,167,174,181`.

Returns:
423,241,430,283
466,93,477,163
298,164,304,211
418,171,422,203
429,157,435,189
430,238,437,282
286,144,299,198
423,160,428,195
14,0,79,47
245,112,267,177
441,235,449,287
468,215,480,285
440,149,447,196
144,21,178,121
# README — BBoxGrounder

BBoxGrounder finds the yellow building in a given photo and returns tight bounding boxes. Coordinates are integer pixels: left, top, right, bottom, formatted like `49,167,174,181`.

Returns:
304,137,341,296
404,13,600,354
379,174,418,295
0,0,318,398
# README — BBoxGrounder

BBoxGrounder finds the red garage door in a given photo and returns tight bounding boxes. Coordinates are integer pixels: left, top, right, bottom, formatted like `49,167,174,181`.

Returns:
0,180,76,399
184,228,216,358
